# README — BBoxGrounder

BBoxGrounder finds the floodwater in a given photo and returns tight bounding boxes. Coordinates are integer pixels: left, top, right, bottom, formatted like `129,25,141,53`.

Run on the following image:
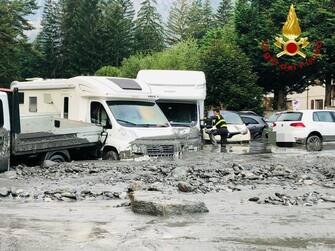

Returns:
1,142,335,250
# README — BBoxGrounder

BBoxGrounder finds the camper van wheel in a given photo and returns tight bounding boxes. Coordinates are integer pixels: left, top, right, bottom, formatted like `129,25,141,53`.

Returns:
103,150,119,161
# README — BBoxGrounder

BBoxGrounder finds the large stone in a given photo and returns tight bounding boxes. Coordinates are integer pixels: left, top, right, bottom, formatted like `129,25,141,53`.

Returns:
130,191,209,216
0,187,10,197
178,182,194,193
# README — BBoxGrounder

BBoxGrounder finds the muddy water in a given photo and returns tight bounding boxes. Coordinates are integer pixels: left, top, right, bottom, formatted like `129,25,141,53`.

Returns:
1,144,335,250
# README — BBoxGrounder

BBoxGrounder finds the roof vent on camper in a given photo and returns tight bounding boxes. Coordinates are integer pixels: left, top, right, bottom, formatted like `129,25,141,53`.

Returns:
107,78,142,90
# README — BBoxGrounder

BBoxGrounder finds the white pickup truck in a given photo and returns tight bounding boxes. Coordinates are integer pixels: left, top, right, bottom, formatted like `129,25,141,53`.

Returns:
0,88,103,172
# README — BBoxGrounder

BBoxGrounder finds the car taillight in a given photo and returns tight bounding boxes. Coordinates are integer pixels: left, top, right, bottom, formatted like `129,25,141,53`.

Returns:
290,122,305,127
273,122,276,127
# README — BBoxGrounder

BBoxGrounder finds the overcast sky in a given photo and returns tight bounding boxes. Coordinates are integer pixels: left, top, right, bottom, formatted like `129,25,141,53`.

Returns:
26,0,221,40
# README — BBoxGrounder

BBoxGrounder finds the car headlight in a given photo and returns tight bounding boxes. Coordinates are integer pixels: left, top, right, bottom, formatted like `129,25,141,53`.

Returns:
175,128,191,136
131,144,144,154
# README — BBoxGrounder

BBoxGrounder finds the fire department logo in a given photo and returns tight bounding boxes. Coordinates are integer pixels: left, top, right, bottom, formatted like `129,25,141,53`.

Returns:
274,4,309,58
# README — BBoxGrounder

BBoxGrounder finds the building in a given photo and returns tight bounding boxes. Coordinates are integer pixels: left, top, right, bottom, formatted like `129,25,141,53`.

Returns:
264,80,335,113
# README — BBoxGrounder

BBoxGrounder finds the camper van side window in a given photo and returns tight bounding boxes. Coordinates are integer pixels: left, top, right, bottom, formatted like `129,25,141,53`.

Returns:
91,102,111,128
64,97,69,119
29,97,37,112
0,100,4,128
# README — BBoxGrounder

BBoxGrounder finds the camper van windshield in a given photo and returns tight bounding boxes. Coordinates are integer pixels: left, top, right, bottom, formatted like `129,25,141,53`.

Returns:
108,101,169,128
157,102,197,127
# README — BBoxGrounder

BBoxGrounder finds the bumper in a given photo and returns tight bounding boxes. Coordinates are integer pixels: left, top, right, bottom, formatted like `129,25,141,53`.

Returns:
127,138,182,158
276,131,307,144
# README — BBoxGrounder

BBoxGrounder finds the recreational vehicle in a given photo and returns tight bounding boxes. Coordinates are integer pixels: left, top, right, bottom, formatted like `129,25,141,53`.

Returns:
137,70,206,150
11,77,180,160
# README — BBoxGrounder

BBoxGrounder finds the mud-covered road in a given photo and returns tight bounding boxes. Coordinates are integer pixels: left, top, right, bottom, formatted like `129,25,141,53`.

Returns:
1,143,335,251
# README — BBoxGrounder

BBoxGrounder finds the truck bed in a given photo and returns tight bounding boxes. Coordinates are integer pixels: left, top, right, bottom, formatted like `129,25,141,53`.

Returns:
13,115,102,155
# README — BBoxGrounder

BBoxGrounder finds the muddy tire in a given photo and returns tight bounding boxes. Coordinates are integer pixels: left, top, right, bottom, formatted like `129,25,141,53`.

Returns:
306,135,323,151
103,150,119,161
48,154,66,163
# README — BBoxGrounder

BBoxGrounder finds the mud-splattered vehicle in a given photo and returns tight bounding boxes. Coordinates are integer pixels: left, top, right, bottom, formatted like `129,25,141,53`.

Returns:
0,88,103,172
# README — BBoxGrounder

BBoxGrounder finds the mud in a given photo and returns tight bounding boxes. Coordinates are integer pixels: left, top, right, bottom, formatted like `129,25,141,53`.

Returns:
0,143,335,250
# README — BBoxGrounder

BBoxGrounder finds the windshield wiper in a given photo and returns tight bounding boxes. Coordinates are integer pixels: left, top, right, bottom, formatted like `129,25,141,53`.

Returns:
116,119,137,126
139,124,168,127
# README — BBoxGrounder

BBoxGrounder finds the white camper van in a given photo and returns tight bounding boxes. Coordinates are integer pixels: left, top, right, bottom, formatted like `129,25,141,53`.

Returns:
137,70,206,150
11,77,180,160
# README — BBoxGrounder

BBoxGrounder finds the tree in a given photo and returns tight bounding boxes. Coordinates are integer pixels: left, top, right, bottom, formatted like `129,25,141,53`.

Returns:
185,0,204,39
99,0,135,66
216,0,233,27
0,0,37,85
36,0,63,78
201,28,263,113
134,0,165,54
166,0,190,45
235,0,319,110
298,0,335,107
60,0,101,77
96,39,201,78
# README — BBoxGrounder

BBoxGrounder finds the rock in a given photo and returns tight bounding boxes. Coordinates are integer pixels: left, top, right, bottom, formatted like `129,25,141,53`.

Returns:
61,192,77,200
41,160,58,169
44,197,53,202
232,163,244,173
130,191,209,216
0,187,10,197
11,188,24,197
321,196,335,203
304,179,314,185
128,180,143,192
103,191,119,199
171,166,187,179
249,197,260,202
178,182,194,193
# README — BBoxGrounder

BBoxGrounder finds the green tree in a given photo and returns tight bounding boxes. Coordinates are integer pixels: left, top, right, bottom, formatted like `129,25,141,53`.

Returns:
0,0,37,85
201,28,263,113
166,0,190,45
235,0,319,110
61,0,101,77
99,0,135,66
216,0,233,27
134,0,165,54
186,0,215,40
298,0,335,107
36,0,63,78
96,39,201,78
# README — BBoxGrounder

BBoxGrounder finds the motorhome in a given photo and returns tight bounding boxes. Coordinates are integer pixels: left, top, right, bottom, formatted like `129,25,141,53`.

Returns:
11,77,180,160
0,88,103,172
137,70,206,150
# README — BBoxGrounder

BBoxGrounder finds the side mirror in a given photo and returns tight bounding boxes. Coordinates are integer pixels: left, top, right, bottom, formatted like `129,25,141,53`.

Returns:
245,122,250,126
101,120,112,129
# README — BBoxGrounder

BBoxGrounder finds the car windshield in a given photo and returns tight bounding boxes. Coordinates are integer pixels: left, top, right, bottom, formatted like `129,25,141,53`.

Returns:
157,102,197,127
208,111,244,125
277,112,302,121
108,101,169,127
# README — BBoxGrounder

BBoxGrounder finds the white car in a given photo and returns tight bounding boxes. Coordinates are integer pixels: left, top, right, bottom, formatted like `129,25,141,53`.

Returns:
273,110,335,151
203,111,250,143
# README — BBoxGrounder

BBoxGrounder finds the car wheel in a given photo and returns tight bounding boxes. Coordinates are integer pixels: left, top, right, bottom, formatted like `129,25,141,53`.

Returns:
306,135,323,151
103,150,119,160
